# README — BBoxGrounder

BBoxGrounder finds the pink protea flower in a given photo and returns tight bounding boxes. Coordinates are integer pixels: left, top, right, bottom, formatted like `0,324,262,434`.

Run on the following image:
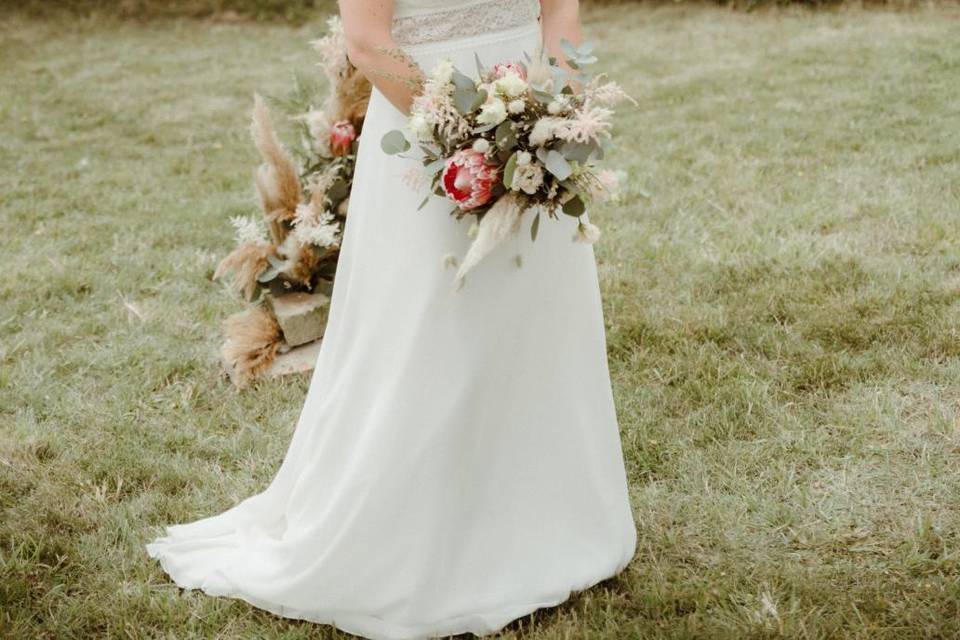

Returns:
490,61,526,81
329,120,356,156
442,148,499,210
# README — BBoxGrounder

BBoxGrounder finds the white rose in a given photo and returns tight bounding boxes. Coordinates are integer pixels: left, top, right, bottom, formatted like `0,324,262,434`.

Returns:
477,98,508,125
493,72,528,98
547,96,569,115
507,99,526,114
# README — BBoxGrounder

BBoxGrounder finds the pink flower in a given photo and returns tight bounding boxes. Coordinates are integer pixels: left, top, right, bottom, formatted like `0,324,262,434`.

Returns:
329,120,356,156
490,62,526,81
441,148,499,210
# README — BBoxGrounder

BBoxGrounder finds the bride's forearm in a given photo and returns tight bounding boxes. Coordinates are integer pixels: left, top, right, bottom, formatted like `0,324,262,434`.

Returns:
540,0,582,66
339,0,424,115
347,42,423,115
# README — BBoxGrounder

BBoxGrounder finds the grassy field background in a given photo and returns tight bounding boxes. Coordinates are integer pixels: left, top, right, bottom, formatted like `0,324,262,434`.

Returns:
2,4,960,638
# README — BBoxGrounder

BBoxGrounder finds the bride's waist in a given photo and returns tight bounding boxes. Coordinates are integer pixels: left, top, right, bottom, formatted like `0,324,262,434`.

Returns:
392,0,541,52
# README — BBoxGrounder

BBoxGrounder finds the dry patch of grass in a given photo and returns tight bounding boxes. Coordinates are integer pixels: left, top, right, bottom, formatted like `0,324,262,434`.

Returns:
2,5,960,638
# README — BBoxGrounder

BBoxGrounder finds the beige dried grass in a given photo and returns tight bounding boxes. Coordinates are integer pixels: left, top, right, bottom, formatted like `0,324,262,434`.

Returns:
220,306,282,388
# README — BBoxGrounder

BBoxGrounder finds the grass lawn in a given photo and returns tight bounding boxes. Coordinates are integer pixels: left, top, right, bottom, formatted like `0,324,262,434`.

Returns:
2,4,960,638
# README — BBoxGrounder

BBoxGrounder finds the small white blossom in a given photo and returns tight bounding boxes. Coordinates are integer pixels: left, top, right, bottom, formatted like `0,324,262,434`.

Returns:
472,138,490,153
401,166,428,191
574,221,601,244
547,95,571,115
430,59,455,88
511,161,545,195
516,150,532,166
507,99,526,114
408,114,432,140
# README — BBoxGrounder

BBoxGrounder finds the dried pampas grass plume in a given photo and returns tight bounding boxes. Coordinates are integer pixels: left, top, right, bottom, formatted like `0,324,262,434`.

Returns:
251,94,302,242
278,234,327,288
214,241,277,301
453,193,524,290
221,306,282,388
333,65,372,130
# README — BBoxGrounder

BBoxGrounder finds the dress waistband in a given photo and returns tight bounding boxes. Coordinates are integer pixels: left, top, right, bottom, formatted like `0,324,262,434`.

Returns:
392,0,541,47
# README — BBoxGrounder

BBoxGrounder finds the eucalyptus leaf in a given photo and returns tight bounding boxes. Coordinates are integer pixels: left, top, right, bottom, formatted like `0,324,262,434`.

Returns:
502,151,519,190
559,141,597,163
560,39,578,60
417,195,431,211
532,89,555,105
474,53,485,79
495,120,515,149
327,178,348,201
469,88,488,112
452,69,475,91
543,149,573,181
424,157,446,176
562,195,586,217
256,266,279,283
530,211,541,242
453,86,479,114
381,130,410,155
472,122,498,134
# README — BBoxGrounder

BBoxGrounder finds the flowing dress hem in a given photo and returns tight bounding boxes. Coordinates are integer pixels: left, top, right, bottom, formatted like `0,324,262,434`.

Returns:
145,536,633,640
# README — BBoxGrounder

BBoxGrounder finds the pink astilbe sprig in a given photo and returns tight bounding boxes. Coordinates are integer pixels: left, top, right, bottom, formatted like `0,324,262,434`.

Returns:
554,101,615,145
310,16,350,86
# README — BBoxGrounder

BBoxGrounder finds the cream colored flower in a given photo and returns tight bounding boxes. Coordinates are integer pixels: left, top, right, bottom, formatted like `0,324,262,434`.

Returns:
493,72,528,98
511,161,545,195
529,118,559,147
507,99,526,114
477,97,508,125
547,95,570,115
430,59,455,88
574,221,601,244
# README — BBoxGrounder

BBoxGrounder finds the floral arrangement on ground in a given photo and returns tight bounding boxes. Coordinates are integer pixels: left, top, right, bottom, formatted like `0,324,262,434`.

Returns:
214,17,370,387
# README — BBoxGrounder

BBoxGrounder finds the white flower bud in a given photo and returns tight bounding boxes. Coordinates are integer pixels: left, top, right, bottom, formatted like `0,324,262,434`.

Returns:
508,99,526,114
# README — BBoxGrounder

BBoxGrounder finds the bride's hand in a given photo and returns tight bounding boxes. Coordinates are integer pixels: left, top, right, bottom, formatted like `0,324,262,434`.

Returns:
339,0,425,115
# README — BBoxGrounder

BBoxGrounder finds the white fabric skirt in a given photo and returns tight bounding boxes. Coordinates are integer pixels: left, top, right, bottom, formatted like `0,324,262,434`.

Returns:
146,20,637,640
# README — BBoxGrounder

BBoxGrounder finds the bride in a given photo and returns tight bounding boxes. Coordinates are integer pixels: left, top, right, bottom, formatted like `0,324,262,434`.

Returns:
146,0,636,638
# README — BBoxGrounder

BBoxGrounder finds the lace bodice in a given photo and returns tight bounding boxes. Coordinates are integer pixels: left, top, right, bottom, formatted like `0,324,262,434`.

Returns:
392,0,541,47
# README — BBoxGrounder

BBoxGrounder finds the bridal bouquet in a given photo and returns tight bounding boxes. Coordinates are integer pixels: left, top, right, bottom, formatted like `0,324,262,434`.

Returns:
381,40,633,288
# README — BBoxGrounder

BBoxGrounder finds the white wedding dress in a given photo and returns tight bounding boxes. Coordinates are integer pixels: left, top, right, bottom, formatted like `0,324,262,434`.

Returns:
146,1,636,638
